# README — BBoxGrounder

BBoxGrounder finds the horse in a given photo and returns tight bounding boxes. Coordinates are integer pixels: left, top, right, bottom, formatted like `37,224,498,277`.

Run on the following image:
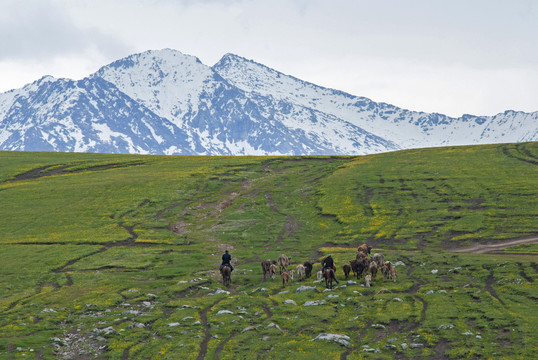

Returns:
324,268,339,289
296,264,305,281
269,264,278,280
277,254,290,274
352,254,369,279
221,265,231,287
343,264,351,279
281,271,290,287
365,274,372,287
261,259,276,281
357,243,372,255
303,261,313,278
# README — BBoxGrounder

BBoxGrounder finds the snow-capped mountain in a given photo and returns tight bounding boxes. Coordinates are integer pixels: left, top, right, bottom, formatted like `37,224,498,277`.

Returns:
0,49,536,155
0,74,194,154
213,53,538,148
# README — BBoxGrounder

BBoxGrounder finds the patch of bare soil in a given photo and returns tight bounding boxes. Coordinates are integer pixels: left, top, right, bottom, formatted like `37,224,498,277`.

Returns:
483,265,505,306
197,298,225,360
451,236,538,254
427,338,450,359
6,161,146,182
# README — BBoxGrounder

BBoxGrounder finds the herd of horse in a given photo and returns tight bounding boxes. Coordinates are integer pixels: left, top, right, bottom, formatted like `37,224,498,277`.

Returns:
219,244,396,289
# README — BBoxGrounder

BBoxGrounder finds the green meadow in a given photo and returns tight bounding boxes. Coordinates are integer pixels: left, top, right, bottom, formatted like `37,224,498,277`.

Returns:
0,142,536,359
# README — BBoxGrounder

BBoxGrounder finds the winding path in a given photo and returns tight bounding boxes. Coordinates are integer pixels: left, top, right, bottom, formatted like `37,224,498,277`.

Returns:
451,236,538,254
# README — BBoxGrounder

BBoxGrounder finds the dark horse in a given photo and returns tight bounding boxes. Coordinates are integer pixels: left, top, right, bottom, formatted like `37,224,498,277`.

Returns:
221,264,231,287
324,268,339,289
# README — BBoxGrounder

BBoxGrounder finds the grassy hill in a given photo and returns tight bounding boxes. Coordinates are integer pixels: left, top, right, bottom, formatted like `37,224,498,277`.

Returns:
0,143,537,359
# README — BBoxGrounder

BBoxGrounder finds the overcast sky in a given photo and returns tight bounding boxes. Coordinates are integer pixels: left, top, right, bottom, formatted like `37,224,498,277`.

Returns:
1,0,537,117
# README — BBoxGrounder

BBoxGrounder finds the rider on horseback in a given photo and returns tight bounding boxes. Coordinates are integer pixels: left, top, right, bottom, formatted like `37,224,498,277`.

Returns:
220,250,234,272
322,254,335,271
322,254,339,285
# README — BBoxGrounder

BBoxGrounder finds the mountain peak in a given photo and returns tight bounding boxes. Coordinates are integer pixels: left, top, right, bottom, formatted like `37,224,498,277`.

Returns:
95,48,203,74
1,48,536,156
91,48,217,123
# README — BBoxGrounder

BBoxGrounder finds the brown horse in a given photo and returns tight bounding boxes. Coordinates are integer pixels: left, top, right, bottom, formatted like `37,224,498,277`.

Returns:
343,264,351,279
324,268,339,289
221,265,231,287
261,259,276,281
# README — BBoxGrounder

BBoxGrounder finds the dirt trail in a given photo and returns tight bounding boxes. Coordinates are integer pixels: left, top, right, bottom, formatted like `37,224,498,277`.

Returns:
451,236,538,254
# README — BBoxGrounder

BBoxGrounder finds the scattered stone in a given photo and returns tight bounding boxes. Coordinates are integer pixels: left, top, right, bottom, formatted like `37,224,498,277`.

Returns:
266,323,282,331
193,321,202,325
426,290,435,295
327,294,339,298
102,326,119,335
438,324,454,329
283,300,297,305
303,300,326,306
51,337,64,345
387,338,398,343
392,297,403,302
168,322,180,327
410,343,424,348
384,344,396,349
182,304,199,309
431,269,438,274
296,285,320,293
214,289,230,295
279,290,290,294
241,326,257,333
462,331,474,336
251,288,268,293
262,336,271,341
216,310,234,315
476,335,482,339
394,261,406,267
347,280,357,285
371,323,386,329
311,333,351,347
401,343,408,350
41,308,57,313
438,290,447,294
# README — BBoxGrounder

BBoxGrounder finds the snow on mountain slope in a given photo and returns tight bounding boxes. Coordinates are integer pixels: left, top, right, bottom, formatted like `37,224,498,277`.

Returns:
0,75,194,154
1,48,535,156
213,53,538,148
92,49,222,128
91,49,397,155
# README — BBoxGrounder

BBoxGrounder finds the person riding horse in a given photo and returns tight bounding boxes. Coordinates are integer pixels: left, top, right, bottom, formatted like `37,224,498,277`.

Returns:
322,254,335,272
321,254,339,287
220,250,234,272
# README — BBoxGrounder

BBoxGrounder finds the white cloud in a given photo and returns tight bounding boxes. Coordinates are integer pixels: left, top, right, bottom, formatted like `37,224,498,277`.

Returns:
0,0,130,61
0,0,537,116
